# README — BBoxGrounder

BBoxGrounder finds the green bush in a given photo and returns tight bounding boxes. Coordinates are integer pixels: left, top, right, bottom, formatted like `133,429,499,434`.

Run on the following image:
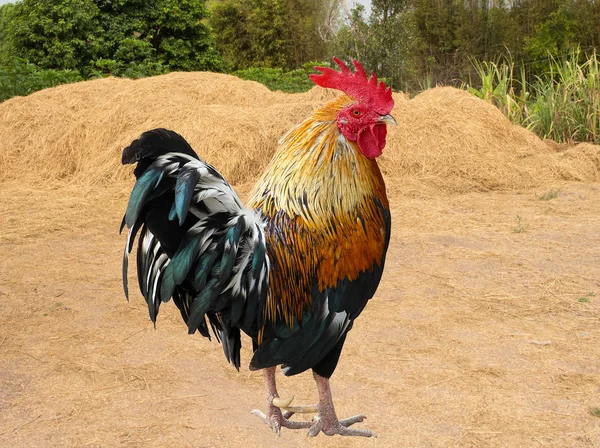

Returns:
89,58,168,79
0,56,172,103
0,58,83,102
233,62,328,93
0,58,329,103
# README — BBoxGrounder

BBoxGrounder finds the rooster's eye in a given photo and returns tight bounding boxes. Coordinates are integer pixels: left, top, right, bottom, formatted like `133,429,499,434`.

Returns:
352,110,361,116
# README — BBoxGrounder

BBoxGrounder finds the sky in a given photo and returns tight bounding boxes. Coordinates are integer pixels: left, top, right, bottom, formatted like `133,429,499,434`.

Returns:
357,0,373,13
354,0,372,13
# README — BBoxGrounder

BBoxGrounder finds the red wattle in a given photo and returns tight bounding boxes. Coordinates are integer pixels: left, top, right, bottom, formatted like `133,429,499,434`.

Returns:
357,124,387,159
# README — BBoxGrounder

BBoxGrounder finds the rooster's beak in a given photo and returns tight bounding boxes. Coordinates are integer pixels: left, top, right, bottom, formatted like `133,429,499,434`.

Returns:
379,114,397,126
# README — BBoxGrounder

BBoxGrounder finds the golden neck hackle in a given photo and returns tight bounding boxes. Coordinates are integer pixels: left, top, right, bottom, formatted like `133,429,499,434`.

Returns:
248,95,387,229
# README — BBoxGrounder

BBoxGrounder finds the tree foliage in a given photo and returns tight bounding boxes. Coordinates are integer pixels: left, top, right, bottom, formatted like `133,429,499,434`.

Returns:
334,0,600,92
0,3,17,62
9,0,101,72
1,0,599,101
96,0,222,72
209,0,333,70
3,0,222,77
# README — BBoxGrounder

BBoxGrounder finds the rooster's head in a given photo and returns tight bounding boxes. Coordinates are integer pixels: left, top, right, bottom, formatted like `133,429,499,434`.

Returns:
310,57,396,159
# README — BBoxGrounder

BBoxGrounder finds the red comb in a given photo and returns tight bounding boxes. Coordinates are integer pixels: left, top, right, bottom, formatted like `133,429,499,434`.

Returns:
309,57,394,115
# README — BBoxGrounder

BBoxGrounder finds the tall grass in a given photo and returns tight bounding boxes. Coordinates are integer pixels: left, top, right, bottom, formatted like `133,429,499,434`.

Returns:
467,49,599,144
467,57,529,124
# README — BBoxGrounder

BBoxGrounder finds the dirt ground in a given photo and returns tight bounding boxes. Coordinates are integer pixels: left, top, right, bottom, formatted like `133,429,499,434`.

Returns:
1,180,599,447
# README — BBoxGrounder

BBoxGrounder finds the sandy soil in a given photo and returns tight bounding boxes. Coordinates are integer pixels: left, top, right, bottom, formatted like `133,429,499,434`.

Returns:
1,182,599,447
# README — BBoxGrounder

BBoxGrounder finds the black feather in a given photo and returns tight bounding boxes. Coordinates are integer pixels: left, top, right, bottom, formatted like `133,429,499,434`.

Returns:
175,167,200,225
120,128,273,372
122,129,200,169
119,215,127,234
122,218,144,300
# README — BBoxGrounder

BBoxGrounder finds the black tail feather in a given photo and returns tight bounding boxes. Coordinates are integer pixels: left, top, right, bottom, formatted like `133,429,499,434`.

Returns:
121,134,269,372
221,327,242,371
122,128,200,179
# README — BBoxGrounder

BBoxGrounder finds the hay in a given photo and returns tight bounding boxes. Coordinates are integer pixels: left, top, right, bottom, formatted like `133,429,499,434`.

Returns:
382,87,599,194
0,72,598,194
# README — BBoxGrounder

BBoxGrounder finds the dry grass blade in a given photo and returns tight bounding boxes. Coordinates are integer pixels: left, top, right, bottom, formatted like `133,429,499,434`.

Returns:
0,415,42,436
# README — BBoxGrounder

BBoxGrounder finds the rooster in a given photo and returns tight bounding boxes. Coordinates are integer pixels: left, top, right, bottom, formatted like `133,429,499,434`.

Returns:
121,58,395,437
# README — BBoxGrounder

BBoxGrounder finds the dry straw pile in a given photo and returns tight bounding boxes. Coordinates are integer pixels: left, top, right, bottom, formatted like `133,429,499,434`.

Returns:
0,71,598,195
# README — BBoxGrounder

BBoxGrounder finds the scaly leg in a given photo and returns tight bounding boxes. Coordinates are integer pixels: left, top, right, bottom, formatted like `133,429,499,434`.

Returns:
251,367,313,435
307,372,376,438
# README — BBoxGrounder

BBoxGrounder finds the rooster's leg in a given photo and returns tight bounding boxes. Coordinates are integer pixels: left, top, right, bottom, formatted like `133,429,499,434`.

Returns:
251,367,313,435
307,372,376,438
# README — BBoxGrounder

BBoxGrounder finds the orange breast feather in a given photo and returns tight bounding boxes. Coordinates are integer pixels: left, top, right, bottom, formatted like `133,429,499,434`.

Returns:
249,98,389,328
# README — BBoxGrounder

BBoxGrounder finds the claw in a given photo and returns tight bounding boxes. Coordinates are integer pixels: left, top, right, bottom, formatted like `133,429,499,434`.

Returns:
250,409,268,421
307,414,376,438
252,407,313,434
250,409,281,436
282,404,319,414
340,415,367,426
282,410,295,419
272,395,294,409
272,395,318,414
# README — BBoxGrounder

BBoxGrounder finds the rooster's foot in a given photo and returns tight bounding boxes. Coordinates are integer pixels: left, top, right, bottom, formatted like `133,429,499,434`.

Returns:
307,372,376,437
307,413,375,437
251,405,312,436
254,367,316,435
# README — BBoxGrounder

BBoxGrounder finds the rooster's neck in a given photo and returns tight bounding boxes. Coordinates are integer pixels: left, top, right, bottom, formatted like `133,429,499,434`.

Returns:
248,98,387,228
